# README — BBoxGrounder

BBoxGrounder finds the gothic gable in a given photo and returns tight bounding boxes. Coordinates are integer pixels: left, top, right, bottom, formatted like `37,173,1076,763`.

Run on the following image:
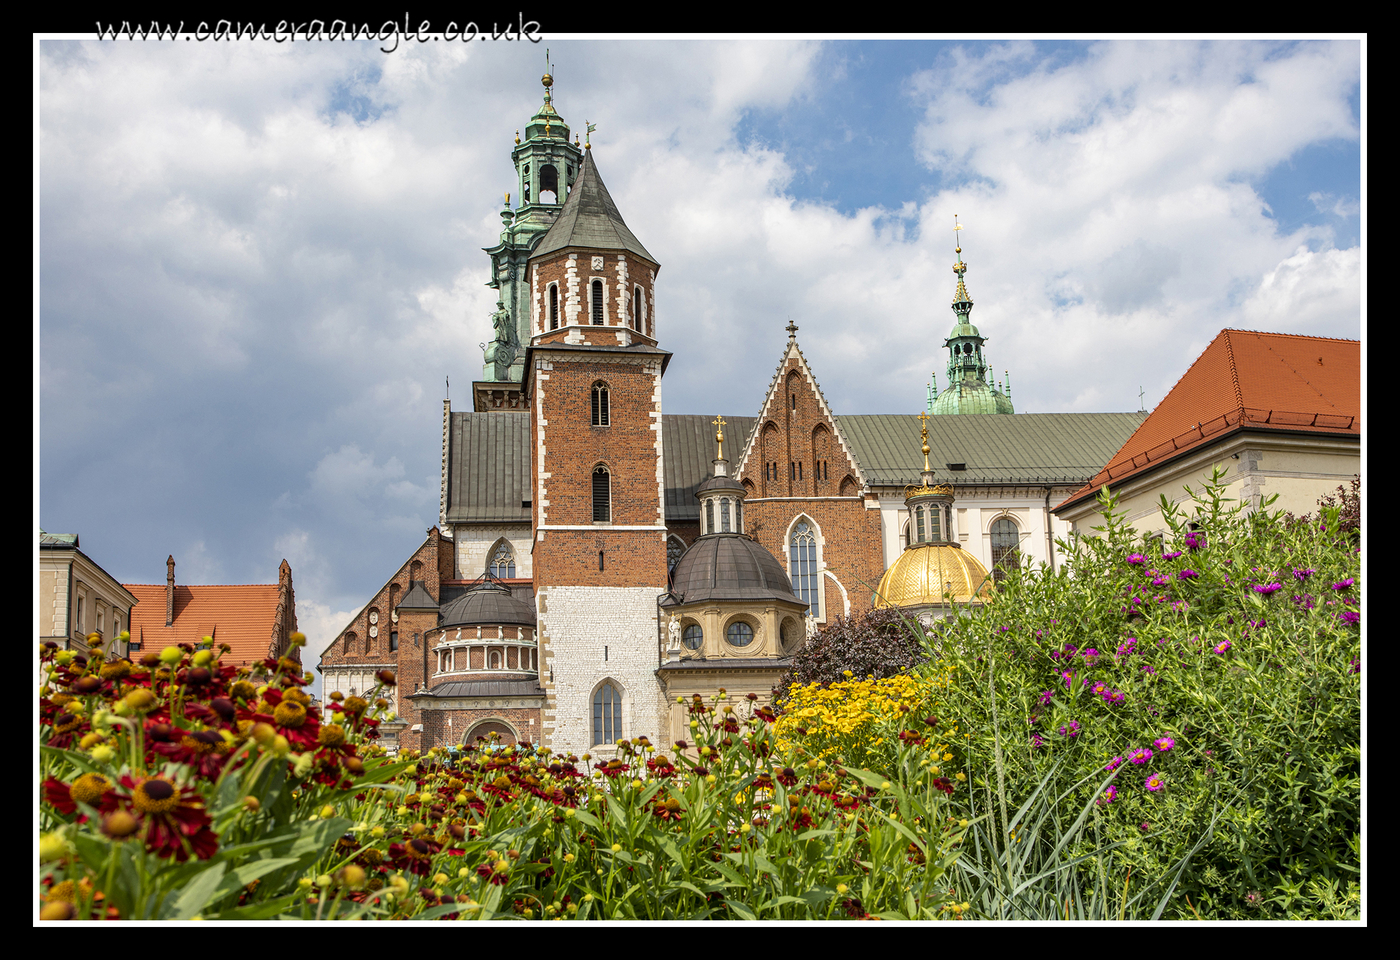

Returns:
736,337,866,499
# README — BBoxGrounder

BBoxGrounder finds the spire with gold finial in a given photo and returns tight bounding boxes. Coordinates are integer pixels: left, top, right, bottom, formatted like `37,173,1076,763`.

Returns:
712,415,727,463
951,215,973,319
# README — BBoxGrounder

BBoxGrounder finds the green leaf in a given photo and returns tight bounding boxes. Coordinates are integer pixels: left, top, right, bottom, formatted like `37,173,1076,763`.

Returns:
727,900,758,920
215,892,301,920
163,861,228,920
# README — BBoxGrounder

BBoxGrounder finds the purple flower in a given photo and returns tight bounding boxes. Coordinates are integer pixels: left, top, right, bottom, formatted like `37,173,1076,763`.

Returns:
1162,550,1182,560
1177,569,1198,580
1152,575,1170,587
1058,720,1081,738
1090,681,1109,698
1117,637,1137,656
1185,532,1204,551
1339,611,1359,626
1105,756,1123,773
1126,554,1146,565
1292,568,1315,581
1129,748,1153,765
1096,785,1118,806
1213,640,1230,654
1140,664,1155,675
1153,736,1175,752
1037,690,1054,706
1254,583,1282,595
1031,733,1045,750
1331,578,1355,592
1107,689,1126,704
1145,774,1164,792
1061,670,1075,690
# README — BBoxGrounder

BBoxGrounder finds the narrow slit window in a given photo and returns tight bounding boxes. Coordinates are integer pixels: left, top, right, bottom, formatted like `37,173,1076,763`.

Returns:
592,280,604,324
591,383,610,426
549,284,559,330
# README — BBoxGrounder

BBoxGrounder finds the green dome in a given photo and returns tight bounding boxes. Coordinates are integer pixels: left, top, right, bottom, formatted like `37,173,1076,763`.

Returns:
931,380,1014,416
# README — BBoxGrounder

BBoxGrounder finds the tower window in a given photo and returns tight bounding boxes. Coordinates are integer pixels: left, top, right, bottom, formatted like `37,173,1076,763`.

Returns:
591,280,604,324
549,284,559,330
540,164,559,204
633,287,643,331
720,497,731,532
667,536,685,572
592,466,611,522
705,498,714,534
591,382,610,426
593,682,622,745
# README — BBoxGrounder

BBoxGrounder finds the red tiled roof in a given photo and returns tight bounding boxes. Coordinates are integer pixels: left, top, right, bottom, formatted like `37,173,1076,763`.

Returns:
1059,329,1360,510
124,582,295,668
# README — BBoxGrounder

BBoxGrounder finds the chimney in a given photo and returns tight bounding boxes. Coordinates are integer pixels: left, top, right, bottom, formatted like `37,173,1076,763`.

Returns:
166,555,176,626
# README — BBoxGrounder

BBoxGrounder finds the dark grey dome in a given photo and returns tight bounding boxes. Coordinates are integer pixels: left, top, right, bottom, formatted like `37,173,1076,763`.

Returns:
439,584,536,628
665,535,805,606
696,474,745,496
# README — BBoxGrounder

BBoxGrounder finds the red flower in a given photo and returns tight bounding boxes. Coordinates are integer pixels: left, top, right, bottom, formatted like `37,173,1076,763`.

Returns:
116,775,218,861
42,773,119,817
388,838,441,876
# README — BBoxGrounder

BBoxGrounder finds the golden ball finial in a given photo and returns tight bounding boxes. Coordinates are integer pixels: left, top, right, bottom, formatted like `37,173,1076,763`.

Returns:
514,130,520,145
542,72,553,89
955,246,961,254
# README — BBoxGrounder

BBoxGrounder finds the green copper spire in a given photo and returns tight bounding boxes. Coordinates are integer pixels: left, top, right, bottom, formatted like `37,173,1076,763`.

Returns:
930,217,1014,416
481,63,586,383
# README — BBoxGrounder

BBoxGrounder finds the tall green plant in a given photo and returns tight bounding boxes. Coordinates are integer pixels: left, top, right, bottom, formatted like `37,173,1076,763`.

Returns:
908,468,1360,919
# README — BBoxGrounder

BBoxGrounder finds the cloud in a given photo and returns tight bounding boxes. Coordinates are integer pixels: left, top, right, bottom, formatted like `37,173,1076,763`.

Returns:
1241,245,1361,332
1308,191,1360,219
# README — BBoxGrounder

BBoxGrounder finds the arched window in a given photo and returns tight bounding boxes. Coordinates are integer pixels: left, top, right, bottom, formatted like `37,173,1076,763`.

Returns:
343,631,356,654
789,519,820,618
489,540,515,579
991,518,1020,581
632,287,643,331
592,466,611,522
593,682,622,745
591,382,610,426
667,536,685,573
549,284,559,330
540,164,559,204
591,280,604,324
720,497,731,532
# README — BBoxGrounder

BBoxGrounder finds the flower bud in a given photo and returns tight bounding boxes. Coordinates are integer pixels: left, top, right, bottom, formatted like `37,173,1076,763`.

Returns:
159,645,184,666
39,832,69,862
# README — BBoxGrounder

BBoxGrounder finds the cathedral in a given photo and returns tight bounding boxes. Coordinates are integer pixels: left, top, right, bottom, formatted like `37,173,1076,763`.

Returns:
317,74,1147,757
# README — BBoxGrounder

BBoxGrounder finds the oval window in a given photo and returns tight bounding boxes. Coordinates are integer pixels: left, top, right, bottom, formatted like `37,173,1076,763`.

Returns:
726,622,754,647
682,624,703,650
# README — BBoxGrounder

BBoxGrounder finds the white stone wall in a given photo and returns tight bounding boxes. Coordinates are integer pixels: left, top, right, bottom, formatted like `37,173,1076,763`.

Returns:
453,524,532,580
537,585,666,758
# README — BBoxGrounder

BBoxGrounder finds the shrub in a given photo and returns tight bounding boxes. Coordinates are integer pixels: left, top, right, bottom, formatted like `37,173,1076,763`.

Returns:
778,606,926,699
915,468,1361,919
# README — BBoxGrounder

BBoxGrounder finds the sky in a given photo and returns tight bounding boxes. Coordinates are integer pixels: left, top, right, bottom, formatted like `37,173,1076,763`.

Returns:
37,36,1364,692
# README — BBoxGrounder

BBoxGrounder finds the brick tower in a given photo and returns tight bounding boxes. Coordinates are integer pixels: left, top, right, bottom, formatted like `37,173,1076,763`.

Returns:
524,138,670,757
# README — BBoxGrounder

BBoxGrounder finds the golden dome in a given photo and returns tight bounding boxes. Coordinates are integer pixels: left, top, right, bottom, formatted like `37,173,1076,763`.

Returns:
873,543,995,609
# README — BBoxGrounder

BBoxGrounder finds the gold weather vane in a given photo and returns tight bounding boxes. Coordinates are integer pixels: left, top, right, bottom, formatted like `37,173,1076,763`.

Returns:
712,415,727,461
954,215,963,255
585,122,596,149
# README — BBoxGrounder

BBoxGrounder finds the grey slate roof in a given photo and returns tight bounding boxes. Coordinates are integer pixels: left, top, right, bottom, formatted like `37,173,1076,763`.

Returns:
416,677,545,699
439,583,537,628
664,534,804,606
398,581,438,610
444,411,1141,524
663,415,756,521
837,413,1148,487
445,412,532,523
530,150,657,264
